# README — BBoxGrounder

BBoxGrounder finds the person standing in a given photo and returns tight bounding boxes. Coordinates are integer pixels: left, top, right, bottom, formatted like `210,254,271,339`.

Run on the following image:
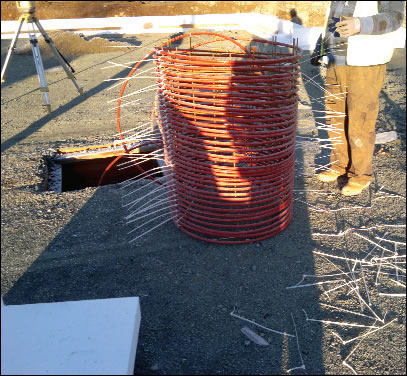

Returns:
290,9,303,25
313,1,405,196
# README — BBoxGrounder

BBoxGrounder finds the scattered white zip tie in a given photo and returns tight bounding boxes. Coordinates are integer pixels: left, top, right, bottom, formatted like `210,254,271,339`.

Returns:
320,303,377,321
332,318,397,345
342,360,358,375
230,308,295,338
129,215,177,244
302,310,379,329
312,225,406,238
287,313,306,374
363,231,389,260
359,262,371,306
353,232,393,256
341,319,380,375
127,201,176,224
102,59,156,70
288,272,355,287
313,251,371,265
295,198,373,213
108,84,158,104
286,279,345,289
323,278,362,297
389,279,406,288
127,210,173,234
371,254,406,262
345,286,384,323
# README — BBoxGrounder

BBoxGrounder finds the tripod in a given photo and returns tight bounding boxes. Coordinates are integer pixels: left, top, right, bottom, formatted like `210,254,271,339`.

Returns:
1,1,83,112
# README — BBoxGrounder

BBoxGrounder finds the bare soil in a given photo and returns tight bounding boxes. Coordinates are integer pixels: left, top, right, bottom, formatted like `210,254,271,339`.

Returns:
1,30,405,375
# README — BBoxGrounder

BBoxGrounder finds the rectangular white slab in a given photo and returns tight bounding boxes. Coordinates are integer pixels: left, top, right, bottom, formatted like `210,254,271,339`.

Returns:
1,15,405,49
1,296,141,375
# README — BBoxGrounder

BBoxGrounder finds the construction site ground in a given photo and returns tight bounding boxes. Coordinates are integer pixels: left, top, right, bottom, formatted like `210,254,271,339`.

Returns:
1,30,406,375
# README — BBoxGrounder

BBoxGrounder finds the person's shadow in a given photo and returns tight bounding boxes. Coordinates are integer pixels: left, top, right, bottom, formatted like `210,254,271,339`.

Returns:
139,34,327,374
299,52,336,175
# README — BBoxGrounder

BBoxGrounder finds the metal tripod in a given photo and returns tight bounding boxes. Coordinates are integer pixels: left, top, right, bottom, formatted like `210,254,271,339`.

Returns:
1,6,84,112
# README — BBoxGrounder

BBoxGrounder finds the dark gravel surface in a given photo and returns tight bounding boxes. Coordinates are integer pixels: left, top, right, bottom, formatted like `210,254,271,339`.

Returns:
1,31,405,375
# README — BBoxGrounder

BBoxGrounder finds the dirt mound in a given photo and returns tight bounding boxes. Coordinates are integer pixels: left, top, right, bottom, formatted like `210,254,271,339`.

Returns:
14,31,134,56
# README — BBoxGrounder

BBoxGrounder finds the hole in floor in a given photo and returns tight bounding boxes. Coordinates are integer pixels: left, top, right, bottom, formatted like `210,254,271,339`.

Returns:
45,145,162,192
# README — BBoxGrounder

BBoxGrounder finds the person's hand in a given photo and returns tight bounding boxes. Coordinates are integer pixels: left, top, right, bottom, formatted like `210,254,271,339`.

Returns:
335,16,361,37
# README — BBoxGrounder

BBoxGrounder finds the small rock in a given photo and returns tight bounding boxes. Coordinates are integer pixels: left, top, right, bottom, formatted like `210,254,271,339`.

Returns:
244,340,251,346
241,326,269,346
151,363,159,371
376,131,398,144
45,66,64,73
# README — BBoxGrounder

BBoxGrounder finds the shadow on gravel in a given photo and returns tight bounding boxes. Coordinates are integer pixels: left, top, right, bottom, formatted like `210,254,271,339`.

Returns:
3,179,326,374
0,34,141,88
1,38,145,153
380,89,406,151
300,56,331,167
3,41,326,375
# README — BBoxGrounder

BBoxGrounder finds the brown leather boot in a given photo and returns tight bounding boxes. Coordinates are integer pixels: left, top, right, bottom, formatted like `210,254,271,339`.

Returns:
341,181,371,196
317,170,341,183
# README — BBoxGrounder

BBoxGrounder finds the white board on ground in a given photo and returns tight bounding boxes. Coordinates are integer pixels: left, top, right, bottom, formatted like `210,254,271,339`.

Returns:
1,296,141,375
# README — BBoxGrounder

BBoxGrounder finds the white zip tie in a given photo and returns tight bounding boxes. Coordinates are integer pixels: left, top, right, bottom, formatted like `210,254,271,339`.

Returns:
374,237,406,246
125,186,177,214
127,210,172,234
389,279,406,288
287,313,306,374
332,318,397,345
361,231,389,261
126,201,176,224
302,310,380,329
342,361,358,375
108,84,158,104
129,216,175,244
314,160,340,172
286,279,345,289
323,278,362,296
230,308,295,338
120,165,171,189
320,303,376,321
346,287,384,322
313,251,374,266
359,262,371,306
353,232,393,256
113,121,153,137
296,199,373,213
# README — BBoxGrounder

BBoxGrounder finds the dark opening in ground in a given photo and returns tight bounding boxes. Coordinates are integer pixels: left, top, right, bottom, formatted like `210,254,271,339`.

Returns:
46,155,162,192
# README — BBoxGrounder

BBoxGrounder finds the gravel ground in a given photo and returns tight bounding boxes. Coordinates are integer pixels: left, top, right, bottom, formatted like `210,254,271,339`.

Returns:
1,31,405,375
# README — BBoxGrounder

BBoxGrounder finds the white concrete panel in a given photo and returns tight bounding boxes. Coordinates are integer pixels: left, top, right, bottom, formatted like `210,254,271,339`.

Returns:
1,14,405,48
1,296,141,375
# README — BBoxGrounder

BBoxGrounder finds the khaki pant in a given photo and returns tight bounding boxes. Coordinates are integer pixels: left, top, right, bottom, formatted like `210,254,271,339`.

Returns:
324,63,386,185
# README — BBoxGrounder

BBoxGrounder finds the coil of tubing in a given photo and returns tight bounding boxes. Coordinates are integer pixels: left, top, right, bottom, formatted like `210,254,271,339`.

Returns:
155,36,302,244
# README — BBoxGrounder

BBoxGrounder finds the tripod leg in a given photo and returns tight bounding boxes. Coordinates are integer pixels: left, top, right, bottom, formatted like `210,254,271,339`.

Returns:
1,16,25,83
27,21,52,113
34,18,84,95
